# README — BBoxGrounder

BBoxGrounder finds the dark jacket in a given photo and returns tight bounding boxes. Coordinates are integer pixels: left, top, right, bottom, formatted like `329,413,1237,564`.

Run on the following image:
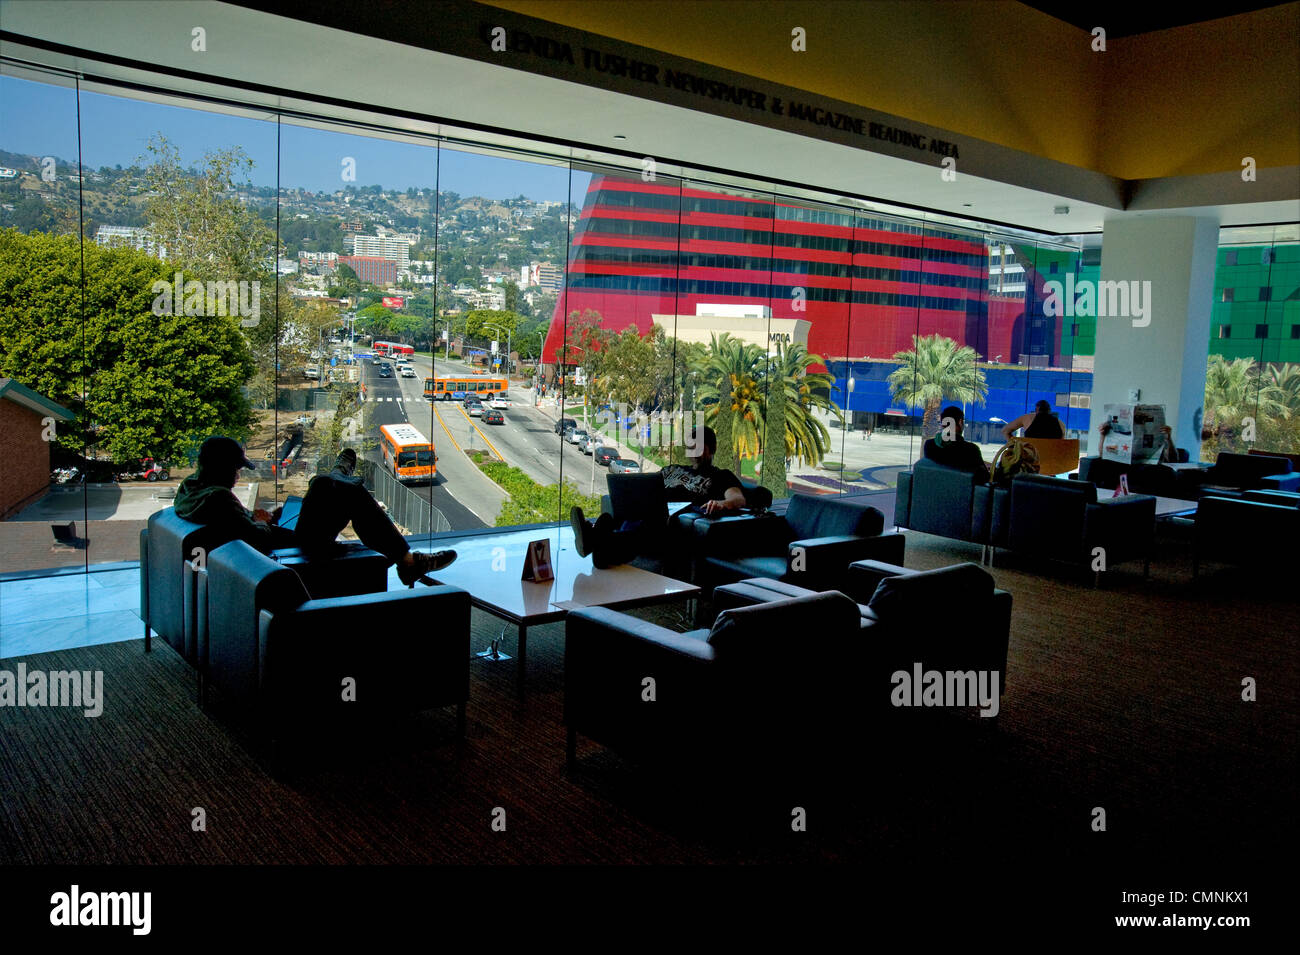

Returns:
173,469,286,554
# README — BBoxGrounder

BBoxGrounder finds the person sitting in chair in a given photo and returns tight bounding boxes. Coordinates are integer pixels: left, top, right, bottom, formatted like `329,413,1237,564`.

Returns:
569,425,747,568
922,406,991,479
173,436,455,587
1002,400,1065,440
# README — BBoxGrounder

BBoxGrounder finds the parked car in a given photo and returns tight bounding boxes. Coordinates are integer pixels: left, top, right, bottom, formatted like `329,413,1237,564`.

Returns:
609,458,641,474
118,457,170,482
594,445,617,466
491,396,511,409
562,425,577,441
483,410,505,425
555,417,576,435
569,429,588,446
579,434,596,454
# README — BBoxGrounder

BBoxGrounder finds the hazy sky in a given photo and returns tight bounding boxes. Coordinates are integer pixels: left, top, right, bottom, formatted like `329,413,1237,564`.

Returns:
1,76,591,201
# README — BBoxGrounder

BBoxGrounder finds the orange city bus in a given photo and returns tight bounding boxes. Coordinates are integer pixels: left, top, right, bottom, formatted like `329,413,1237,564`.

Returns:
423,375,509,401
378,423,435,484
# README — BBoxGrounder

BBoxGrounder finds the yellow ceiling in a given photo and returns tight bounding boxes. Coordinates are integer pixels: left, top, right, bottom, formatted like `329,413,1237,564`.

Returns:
483,0,1300,179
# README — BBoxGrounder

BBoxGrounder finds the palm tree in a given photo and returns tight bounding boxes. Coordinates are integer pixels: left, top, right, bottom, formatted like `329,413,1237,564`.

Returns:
753,341,838,466
1203,356,1289,453
693,334,765,471
691,335,840,472
887,334,988,437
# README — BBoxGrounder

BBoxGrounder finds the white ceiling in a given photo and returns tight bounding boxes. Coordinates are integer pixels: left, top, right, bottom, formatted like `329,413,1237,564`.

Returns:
2,0,1296,238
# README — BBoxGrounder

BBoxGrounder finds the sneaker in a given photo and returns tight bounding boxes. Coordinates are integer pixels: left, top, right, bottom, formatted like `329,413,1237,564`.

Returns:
397,549,457,587
570,506,593,557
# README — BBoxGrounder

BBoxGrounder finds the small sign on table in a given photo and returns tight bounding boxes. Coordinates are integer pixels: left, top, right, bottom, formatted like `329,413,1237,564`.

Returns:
522,538,554,582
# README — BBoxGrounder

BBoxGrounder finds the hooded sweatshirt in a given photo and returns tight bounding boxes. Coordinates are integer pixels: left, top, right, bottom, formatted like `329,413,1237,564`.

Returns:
173,466,284,554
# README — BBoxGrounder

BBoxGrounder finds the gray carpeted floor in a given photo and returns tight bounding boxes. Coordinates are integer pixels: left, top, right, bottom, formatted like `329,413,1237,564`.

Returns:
0,530,1295,866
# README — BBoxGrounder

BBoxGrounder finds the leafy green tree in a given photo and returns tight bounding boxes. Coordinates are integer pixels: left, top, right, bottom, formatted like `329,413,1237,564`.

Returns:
0,229,254,461
138,134,273,283
1202,355,1290,456
887,334,988,438
463,308,524,340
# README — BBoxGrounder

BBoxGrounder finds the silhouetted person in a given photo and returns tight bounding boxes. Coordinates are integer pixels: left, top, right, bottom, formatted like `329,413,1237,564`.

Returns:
174,437,454,587
570,425,746,568
1002,399,1065,440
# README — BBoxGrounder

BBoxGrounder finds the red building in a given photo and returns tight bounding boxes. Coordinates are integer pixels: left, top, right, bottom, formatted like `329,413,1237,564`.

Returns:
543,174,1054,368
339,256,397,286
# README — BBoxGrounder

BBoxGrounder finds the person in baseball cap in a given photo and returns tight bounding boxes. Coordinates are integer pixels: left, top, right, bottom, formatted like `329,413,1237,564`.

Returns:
197,436,256,472
175,435,454,587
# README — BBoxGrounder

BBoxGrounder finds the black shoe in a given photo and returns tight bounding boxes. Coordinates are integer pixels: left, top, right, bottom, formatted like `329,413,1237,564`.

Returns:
397,549,457,587
570,506,593,557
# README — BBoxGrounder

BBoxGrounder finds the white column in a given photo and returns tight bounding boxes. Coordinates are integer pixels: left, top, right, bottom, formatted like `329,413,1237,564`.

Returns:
1091,216,1220,461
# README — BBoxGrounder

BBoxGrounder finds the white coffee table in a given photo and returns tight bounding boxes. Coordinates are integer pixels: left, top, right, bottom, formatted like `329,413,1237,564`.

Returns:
411,525,699,698
1097,494,1197,517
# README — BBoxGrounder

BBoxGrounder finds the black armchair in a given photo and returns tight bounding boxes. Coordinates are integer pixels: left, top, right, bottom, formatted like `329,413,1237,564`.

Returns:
564,590,864,773
712,561,1012,721
993,474,1155,583
692,493,906,596
202,539,471,745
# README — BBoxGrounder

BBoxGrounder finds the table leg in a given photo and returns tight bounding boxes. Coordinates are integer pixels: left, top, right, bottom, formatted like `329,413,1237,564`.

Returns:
516,625,527,700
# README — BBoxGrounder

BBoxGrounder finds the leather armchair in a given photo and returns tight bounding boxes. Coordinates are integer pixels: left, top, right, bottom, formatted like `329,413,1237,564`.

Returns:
140,506,390,701
564,590,864,772
713,561,1012,718
896,459,999,554
691,493,906,596
1198,452,1300,496
995,474,1155,583
202,539,471,743
139,508,228,663
1193,495,1300,578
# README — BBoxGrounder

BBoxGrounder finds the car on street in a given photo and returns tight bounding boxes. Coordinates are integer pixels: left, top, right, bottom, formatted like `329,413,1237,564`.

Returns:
491,396,511,409
579,434,597,454
554,417,576,435
483,410,505,425
377,365,393,378
399,364,416,378
594,445,617,466
466,400,484,417
609,458,641,474
569,429,587,446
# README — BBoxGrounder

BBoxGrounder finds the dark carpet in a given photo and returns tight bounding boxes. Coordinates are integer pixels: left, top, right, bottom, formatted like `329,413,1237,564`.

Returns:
0,530,1295,868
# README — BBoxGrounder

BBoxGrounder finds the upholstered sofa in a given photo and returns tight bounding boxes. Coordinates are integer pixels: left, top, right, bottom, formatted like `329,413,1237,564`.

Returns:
1192,495,1300,578
690,493,906,596
1195,451,1300,497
